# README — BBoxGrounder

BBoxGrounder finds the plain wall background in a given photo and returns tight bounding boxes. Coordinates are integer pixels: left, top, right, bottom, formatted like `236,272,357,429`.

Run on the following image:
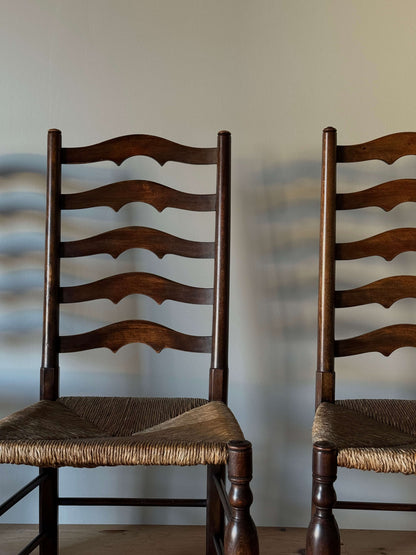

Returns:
2,0,416,530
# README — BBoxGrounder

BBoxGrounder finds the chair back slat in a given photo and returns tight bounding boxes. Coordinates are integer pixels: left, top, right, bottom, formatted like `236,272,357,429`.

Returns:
61,227,215,259
335,324,416,358
335,276,416,308
60,320,212,354
337,179,416,211
61,181,216,213
336,228,416,261
337,132,416,164
61,135,217,166
60,273,213,305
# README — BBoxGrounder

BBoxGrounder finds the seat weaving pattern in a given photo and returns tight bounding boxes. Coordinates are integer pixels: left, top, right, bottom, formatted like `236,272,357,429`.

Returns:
0,397,244,467
313,400,416,474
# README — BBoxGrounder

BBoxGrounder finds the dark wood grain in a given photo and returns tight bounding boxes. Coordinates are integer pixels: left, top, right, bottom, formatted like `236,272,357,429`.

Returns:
61,272,213,305
224,441,259,555
336,275,416,308
337,179,416,211
209,131,231,405
336,227,416,261
316,127,337,407
61,181,216,212
337,132,416,164
306,442,340,555
61,227,215,259
41,129,61,402
60,320,212,354
335,324,416,357
61,134,217,166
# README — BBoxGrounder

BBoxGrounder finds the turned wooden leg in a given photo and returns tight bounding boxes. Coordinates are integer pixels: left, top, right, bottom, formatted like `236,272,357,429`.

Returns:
39,467,58,555
224,440,259,555
306,441,340,555
206,463,225,555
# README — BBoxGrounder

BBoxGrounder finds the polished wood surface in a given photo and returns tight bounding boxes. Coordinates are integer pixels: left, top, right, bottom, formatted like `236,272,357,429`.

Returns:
3,525,416,555
61,180,216,212
61,226,215,259
41,129,61,402
225,441,258,555
316,126,337,408
335,275,416,309
336,179,416,211
335,324,416,358
306,441,340,555
61,272,213,305
59,320,212,354
337,131,416,164
336,227,416,261
61,134,218,166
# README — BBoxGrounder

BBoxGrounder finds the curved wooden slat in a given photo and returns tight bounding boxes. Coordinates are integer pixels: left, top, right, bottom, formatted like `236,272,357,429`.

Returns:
59,320,212,353
336,276,416,308
61,227,215,259
335,324,416,357
337,132,416,165
61,180,216,212
337,179,416,212
60,272,213,305
336,228,416,261
61,135,217,166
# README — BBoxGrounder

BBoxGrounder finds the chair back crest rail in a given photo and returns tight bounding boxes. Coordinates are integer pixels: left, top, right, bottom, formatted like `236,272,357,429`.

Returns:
316,128,416,407
41,130,231,403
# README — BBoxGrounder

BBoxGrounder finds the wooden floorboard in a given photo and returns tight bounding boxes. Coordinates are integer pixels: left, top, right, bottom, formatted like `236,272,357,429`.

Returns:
1,524,416,554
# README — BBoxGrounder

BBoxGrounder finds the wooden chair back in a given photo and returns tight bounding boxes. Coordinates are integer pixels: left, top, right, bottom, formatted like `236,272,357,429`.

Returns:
41,130,231,404
317,127,416,407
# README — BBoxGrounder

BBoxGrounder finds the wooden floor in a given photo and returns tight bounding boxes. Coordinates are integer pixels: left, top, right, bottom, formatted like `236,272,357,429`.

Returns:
1,525,416,554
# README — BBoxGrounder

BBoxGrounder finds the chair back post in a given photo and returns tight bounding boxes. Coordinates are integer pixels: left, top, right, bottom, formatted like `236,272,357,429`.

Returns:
316,127,337,408
209,131,231,404
40,128,62,401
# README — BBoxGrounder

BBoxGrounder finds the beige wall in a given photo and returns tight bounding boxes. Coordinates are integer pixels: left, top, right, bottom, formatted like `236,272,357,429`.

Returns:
2,0,416,530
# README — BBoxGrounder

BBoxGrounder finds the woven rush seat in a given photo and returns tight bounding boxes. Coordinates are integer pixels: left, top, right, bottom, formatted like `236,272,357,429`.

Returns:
313,400,416,474
0,397,244,468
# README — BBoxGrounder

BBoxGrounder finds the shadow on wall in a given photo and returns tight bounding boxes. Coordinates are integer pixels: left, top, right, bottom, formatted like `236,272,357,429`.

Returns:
0,155,48,421
240,154,416,528
237,158,321,525
0,153,143,404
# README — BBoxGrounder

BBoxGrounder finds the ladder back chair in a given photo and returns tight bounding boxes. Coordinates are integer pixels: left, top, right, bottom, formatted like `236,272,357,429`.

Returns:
306,127,416,554
0,129,258,555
